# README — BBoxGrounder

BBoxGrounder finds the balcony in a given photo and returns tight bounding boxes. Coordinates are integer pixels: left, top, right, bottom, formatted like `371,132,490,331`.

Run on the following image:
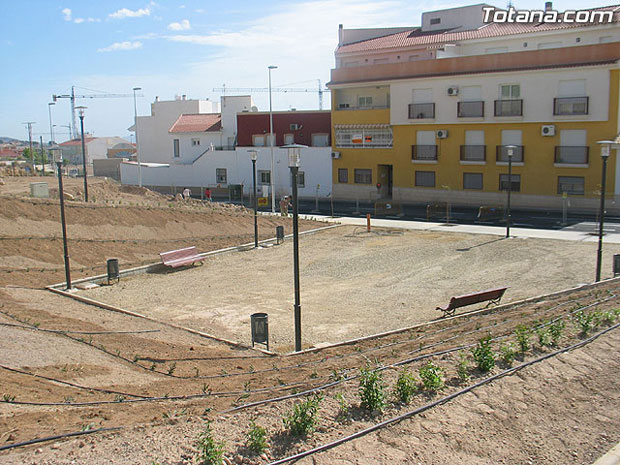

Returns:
494,99,523,117
458,101,484,118
554,146,589,165
408,103,435,119
460,145,486,162
496,145,524,163
412,145,438,162
553,97,589,115
337,103,390,111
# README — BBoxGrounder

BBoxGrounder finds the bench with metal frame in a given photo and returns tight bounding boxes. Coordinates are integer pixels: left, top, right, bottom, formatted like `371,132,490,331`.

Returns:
160,246,206,268
436,287,508,317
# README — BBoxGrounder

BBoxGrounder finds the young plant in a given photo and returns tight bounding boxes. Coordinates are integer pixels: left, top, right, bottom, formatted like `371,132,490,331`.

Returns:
195,422,225,465
548,320,565,346
334,393,349,420
395,367,418,403
456,350,471,383
573,311,594,336
358,365,386,413
471,337,495,372
419,361,444,393
499,342,516,366
246,420,268,455
167,362,177,375
536,326,552,347
283,394,323,437
515,324,531,354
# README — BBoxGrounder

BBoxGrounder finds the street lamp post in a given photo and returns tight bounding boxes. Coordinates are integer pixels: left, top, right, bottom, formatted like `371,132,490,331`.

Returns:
76,106,88,202
48,102,55,144
50,146,71,290
133,87,142,187
595,140,614,282
284,143,307,352
268,65,278,213
505,145,517,238
249,150,259,248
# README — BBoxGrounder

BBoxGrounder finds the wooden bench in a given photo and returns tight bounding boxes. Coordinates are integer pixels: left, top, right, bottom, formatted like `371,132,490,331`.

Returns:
436,287,508,317
160,246,206,268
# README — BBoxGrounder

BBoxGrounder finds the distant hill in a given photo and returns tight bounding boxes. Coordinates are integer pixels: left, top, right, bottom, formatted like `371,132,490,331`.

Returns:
0,137,25,144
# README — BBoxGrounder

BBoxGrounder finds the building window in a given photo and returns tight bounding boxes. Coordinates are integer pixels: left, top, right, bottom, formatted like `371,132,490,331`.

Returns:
463,173,483,190
354,169,372,184
553,97,589,115
409,103,435,119
252,135,265,147
495,84,523,116
191,138,200,146
283,133,294,145
258,170,271,185
430,17,441,24
338,168,348,183
558,176,585,195
415,171,435,187
312,133,329,147
335,127,393,148
173,139,180,158
500,84,520,100
499,174,521,192
458,101,484,117
216,168,227,184
412,145,438,161
358,96,373,107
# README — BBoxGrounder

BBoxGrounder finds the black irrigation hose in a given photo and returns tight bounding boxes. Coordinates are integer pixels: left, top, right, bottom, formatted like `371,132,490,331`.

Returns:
0,427,121,452
0,322,161,335
265,321,620,465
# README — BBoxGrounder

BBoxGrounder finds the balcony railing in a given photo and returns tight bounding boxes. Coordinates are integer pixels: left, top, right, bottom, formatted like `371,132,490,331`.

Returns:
460,145,486,162
408,103,435,119
336,103,390,111
213,145,235,151
553,97,589,115
496,145,524,163
457,101,484,117
494,99,523,117
412,145,438,161
554,146,589,164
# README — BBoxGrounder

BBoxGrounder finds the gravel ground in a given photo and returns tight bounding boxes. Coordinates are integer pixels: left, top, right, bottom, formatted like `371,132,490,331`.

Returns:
80,225,620,351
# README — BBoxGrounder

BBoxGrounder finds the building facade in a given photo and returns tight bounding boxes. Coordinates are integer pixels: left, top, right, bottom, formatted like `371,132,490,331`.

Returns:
328,4,620,212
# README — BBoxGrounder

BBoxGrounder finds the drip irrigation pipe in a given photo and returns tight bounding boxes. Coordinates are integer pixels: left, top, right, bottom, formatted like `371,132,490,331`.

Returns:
0,427,121,452
265,321,620,465
0,322,160,335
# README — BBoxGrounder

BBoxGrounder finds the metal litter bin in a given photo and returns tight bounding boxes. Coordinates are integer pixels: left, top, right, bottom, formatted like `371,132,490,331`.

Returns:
107,258,120,284
276,226,284,245
250,313,269,351
614,254,620,276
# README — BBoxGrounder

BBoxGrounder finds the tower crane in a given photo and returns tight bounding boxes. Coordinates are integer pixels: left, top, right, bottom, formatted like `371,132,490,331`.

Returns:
52,85,143,139
212,79,330,110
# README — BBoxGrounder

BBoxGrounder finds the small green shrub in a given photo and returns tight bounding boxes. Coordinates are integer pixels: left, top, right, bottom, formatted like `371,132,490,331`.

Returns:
283,394,323,437
536,326,552,347
359,366,386,412
499,343,516,366
195,422,225,465
548,320,565,346
515,325,531,354
602,310,618,325
167,362,176,375
395,368,418,403
573,311,594,335
456,350,470,383
419,361,444,392
334,393,349,420
246,420,268,455
471,337,495,372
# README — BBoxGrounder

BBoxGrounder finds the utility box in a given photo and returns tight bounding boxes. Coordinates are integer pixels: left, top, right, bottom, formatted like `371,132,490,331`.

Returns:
250,313,269,351
276,226,285,245
30,182,49,198
614,254,620,276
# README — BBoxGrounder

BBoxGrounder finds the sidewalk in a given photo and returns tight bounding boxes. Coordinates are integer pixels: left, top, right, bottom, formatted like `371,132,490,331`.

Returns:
301,214,620,244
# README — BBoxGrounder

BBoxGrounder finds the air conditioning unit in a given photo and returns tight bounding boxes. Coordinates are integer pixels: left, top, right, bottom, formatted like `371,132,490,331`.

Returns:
331,151,341,159
290,123,301,130
541,125,556,136
436,129,449,139
447,86,459,96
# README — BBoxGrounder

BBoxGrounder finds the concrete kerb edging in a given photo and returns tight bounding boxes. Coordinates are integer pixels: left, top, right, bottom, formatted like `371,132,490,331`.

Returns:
287,275,620,356
593,442,620,465
44,223,341,356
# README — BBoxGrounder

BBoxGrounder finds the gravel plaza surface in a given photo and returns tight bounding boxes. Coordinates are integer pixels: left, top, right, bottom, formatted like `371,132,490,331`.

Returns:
79,224,620,352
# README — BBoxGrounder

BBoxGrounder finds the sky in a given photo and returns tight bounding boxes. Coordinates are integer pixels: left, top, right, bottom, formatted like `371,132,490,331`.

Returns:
0,0,615,142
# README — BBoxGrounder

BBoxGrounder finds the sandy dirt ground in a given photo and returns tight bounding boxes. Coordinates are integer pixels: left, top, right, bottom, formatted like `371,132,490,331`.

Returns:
80,225,620,351
0,176,619,465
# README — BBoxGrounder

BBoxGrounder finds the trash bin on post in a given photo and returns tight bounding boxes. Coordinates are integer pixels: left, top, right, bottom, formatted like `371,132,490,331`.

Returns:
107,258,120,285
276,226,284,245
250,313,269,351
614,254,620,276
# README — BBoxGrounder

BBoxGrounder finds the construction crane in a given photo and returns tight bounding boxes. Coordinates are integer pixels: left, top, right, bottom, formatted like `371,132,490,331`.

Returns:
52,86,142,139
213,79,330,110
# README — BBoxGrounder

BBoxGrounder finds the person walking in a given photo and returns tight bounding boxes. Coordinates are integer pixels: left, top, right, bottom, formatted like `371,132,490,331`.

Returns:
182,187,191,200
205,187,212,202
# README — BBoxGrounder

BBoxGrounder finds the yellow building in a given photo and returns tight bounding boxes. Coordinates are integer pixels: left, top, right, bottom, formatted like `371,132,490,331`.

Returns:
328,3,620,213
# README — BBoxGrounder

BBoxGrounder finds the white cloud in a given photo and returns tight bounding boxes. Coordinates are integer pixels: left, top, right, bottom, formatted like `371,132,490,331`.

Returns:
108,7,151,19
74,18,85,24
167,19,191,31
62,8,72,21
87,17,101,23
97,41,143,52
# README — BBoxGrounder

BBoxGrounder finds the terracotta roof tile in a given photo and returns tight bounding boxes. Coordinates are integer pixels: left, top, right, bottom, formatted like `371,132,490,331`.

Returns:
337,5,620,54
59,137,96,146
169,114,222,133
